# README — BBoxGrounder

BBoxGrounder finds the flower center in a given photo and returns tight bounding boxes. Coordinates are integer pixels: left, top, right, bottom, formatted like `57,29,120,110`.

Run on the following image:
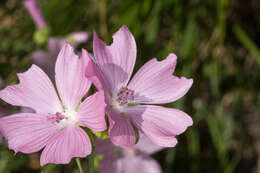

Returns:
111,87,134,113
116,87,134,105
47,112,67,123
47,110,78,129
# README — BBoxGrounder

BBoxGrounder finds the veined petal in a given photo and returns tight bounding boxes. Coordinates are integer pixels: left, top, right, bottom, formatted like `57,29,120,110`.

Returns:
93,25,137,92
0,65,62,114
126,105,193,147
78,91,107,132
40,125,91,166
83,49,105,90
108,108,136,147
128,54,193,104
55,44,91,111
0,113,59,153
83,50,112,104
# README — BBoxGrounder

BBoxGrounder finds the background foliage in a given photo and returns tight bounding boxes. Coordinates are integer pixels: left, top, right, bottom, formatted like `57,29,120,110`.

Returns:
0,0,260,172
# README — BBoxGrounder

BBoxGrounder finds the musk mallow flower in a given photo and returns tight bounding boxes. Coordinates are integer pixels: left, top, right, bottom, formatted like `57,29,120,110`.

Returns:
0,43,106,166
95,134,163,173
85,25,193,147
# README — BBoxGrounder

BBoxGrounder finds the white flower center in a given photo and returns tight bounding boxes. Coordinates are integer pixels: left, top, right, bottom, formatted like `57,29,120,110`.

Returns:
47,110,78,130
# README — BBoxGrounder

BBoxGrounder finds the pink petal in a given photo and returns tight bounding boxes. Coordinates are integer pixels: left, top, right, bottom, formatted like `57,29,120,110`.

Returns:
136,134,164,155
108,108,136,147
121,156,162,173
78,91,106,132
126,105,193,147
83,49,104,90
128,54,193,104
0,65,62,114
55,44,91,110
0,113,59,153
93,25,137,92
40,125,91,166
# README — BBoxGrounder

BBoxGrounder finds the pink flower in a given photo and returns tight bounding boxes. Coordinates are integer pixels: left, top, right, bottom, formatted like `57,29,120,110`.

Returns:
95,134,163,173
85,25,193,147
0,44,106,166
23,0,46,28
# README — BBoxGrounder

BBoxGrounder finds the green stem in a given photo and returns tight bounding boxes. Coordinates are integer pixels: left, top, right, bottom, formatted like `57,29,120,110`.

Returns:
87,153,94,173
76,158,84,173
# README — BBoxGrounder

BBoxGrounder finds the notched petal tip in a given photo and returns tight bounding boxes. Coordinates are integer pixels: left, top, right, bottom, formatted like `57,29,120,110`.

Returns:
166,53,177,70
0,65,61,114
126,105,193,147
113,25,132,37
62,42,73,50
128,52,193,104
93,25,137,91
55,42,91,110
93,31,103,44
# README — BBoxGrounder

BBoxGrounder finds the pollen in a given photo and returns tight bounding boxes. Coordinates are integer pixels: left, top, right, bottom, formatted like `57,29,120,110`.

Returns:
47,112,67,123
47,110,78,129
116,87,134,105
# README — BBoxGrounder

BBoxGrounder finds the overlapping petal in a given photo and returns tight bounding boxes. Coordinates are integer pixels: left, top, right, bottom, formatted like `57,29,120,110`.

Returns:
93,25,137,92
83,49,105,90
78,91,106,131
55,44,91,110
126,105,193,147
0,113,59,153
136,134,164,155
40,125,91,166
108,109,136,146
0,65,62,114
128,54,193,104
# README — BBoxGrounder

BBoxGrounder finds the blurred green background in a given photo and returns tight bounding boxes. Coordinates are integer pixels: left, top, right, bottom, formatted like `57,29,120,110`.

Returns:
0,0,260,172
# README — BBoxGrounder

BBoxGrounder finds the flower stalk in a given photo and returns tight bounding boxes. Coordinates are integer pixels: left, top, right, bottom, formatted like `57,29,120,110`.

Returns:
76,158,84,173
